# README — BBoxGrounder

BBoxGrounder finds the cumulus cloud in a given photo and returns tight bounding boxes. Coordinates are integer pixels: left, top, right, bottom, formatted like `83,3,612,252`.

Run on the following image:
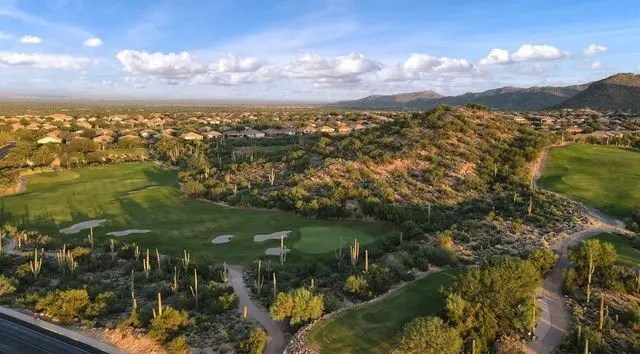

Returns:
480,44,568,65
216,55,264,73
0,52,92,70
583,44,607,57
285,53,380,84
478,49,510,65
83,37,103,47
116,50,207,78
20,35,42,44
403,54,473,73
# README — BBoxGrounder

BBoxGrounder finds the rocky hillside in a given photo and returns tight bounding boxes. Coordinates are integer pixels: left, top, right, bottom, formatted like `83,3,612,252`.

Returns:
554,73,640,110
335,85,587,111
201,106,551,223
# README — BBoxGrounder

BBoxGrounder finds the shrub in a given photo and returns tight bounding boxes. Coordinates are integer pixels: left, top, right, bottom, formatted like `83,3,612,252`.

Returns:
166,335,188,354
36,289,90,324
418,247,457,267
85,291,115,318
269,287,324,325
148,306,190,343
0,275,17,297
396,316,462,354
240,328,269,354
527,248,556,275
562,268,578,295
343,275,371,299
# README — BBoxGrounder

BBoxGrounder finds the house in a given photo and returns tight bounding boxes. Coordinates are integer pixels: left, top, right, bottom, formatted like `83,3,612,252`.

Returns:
181,132,204,141
244,129,265,138
224,130,244,138
37,136,62,144
262,128,281,136
565,126,583,134
320,126,336,133
203,131,222,140
140,130,159,139
279,128,297,136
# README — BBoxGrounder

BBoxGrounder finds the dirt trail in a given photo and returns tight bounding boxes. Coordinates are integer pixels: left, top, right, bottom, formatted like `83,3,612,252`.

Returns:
227,265,286,354
527,146,631,354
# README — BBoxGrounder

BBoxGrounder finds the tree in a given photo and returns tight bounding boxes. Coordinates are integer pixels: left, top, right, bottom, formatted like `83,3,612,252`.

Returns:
395,316,463,354
527,247,557,275
240,328,269,354
36,289,90,324
148,306,190,343
568,239,617,301
269,287,324,325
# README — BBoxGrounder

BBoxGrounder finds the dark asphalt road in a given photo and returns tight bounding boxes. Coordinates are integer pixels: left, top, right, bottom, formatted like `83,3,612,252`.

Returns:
0,314,105,354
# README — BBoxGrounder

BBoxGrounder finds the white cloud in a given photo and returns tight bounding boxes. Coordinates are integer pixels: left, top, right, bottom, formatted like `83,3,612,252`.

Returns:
511,44,568,62
216,55,264,73
285,53,380,84
403,54,473,73
19,35,42,44
479,49,510,65
590,61,604,70
116,50,207,78
83,37,103,47
0,52,92,70
583,44,607,57
479,44,568,66
0,31,12,40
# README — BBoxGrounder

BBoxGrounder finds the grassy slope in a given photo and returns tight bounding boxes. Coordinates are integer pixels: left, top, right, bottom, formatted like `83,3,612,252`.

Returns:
0,163,395,263
539,144,640,217
591,233,640,266
305,269,459,353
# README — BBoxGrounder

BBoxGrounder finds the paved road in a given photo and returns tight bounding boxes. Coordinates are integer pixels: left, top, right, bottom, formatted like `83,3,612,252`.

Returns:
228,266,286,354
0,313,106,354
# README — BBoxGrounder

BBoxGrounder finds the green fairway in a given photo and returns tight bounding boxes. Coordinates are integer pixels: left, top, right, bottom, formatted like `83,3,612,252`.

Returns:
539,144,640,217
0,163,395,264
305,269,459,353
294,227,375,254
590,233,640,266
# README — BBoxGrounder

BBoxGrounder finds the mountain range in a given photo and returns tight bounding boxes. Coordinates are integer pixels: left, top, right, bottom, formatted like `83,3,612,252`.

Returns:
334,73,640,111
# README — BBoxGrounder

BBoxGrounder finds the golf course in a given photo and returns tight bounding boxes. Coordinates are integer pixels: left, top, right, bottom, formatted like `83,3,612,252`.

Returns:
590,233,640,267
539,144,640,218
0,163,396,263
305,269,459,353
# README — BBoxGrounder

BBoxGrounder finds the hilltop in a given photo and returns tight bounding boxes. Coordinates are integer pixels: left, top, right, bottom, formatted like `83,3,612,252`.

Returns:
335,84,587,111
554,73,640,110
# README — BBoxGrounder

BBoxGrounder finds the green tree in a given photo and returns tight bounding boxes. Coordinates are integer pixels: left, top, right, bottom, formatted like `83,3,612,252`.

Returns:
269,287,324,325
240,328,269,354
396,316,462,354
148,306,190,343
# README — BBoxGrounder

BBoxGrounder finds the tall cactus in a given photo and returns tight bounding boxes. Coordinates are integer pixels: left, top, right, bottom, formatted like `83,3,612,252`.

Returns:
279,235,287,266
255,260,265,296
220,262,229,283
155,248,161,275
190,268,199,308
67,251,78,274
272,272,277,299
586,249,596,303
130,269,137,312
110,239,116,260
350,238,360,270
56,245,67,279
88,228,94,250
143,249,151,278
584,339,589,354
153,292,163,318
364,249,369,273
134,245,140,261
181,249,191,272
29,248,43,279
599,293,605,330
171,266,179,293
334,237,345,269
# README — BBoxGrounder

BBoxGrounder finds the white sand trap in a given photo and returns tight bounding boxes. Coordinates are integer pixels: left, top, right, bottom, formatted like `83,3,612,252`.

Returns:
265,247,292,256
106,229,152,237
254,230,291,242
59,219,107,234
127,186,159,195
212,235,234,244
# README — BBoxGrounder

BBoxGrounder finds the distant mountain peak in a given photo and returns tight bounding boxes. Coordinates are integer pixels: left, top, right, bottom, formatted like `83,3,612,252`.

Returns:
554,73,640,110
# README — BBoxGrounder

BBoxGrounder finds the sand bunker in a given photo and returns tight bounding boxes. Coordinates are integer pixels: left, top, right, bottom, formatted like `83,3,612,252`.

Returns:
127,186,159,195
212,235,234,244
59,219,107,234
106,229,152,237
254,230,291,242
265,247,292,256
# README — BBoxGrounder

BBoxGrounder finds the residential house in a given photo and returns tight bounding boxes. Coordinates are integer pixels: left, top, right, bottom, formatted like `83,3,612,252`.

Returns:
224,130,244,138
243,129,265,138
37,136,62,144
319,126,336,133
203,131,222,140
181,132,204,141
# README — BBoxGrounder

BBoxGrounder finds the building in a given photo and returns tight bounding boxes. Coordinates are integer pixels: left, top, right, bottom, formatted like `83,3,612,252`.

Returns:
203,131,222,139
37,136,62,144
243,128,265,138
181,132,204,141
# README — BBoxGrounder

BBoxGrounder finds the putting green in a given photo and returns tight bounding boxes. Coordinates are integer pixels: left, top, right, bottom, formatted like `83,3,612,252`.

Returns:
539,144,640,217
305,269,459,353
294,227,376,254
0,163,395,264
590,233,640,267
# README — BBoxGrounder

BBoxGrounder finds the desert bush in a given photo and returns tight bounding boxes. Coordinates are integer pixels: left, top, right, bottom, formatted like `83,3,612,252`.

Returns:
240,328,268,354
562,268,578,295
36,289,90,324
148,306,190,343
85,291,115,318
269,287,324,325
527,247,556,275
166,334,188,354
343,275,371,299
0,275,17,297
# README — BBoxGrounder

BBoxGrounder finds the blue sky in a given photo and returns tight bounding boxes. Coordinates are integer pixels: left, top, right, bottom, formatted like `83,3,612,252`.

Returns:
0,0,638,101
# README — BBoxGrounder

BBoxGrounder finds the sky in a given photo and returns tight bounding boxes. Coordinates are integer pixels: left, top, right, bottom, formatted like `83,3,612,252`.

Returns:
0,0,639,102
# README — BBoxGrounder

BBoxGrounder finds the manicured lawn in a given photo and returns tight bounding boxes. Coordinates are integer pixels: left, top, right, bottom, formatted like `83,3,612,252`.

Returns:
305,269,459,353
539,144,640,218
0,163,395,264
294,227,375,254
591,233,640,266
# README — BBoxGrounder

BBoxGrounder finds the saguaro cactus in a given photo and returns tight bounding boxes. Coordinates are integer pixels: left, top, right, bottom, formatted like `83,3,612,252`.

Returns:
153,292,163,318
599,293,605,330
110,239,116,260
268,168,275,186
130,269,137,312
364,249,369,273
255,260,265,296
181,249,191,272
143,249,151,278
272,272,277,299
220,262,229,283
334,237,345,269
134,245,140,261
29,248,43,279
87,228,94,250
279,235,287,266
156,248,161,274
190,268,199,308
171,266,179,293
586,249,596,303
350,238,360,270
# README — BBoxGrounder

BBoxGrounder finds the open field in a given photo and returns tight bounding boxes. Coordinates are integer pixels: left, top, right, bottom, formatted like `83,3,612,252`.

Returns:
0,163,395,263
305,269,459,353
590,233,640,266
539,144,640,218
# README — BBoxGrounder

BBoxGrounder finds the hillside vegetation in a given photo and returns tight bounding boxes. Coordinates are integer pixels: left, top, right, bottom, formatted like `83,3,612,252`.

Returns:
555,73,640,111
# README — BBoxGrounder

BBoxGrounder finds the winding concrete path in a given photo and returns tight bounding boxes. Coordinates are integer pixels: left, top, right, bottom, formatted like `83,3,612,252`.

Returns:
527,145,631,354
228,265,286,354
